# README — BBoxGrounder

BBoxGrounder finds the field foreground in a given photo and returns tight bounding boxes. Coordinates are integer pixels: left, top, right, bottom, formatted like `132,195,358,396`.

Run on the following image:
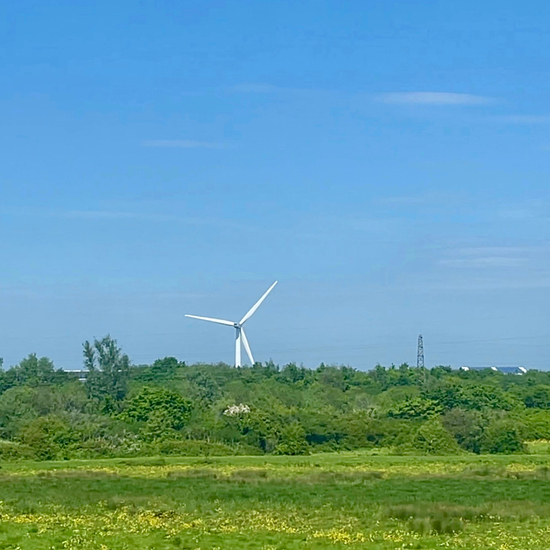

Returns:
1,453,550,549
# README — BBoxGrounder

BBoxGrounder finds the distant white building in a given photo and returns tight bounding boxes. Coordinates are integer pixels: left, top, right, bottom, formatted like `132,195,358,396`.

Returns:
459,366,527,375
64,370,88,383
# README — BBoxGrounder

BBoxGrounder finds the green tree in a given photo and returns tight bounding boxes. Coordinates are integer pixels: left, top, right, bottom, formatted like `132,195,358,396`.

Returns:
84,335,130,403
0,387,40,438
19,416,76,460
520,410,550,440
151,356,180,376
388,397,442,420
1,354,65,389
122,386,193,439
411,419,462,455
274,422,309,455
462,385,520,411
441,408,485,453
523,385,550,409
481,418,526,454
280,363,306,384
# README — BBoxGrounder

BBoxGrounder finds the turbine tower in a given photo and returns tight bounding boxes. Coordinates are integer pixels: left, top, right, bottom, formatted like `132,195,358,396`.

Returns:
185,281,278,367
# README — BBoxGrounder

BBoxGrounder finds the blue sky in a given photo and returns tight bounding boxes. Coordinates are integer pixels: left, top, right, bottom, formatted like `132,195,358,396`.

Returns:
1,0,549,370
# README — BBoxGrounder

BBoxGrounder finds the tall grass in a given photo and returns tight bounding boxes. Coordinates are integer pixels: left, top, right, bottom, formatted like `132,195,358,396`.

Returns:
0,454,550,548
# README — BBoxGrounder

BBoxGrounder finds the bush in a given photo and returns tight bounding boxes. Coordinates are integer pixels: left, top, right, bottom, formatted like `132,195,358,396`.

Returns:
441,408,485,453
154,439,260,456
522,385,550,409
387,398,442,420
409,419,463,455
0,439,35,461
122,387,193,432
273,422,310,455
525,440,550,454
520,410,550,440
19,416,77,460
66,433,149,459
481,419,526,454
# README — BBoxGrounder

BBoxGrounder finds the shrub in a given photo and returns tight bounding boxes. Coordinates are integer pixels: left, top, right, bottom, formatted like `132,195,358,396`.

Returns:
66,433,150,459
520,410,550,440
0,439,35,461
481,419,526,454
154,439,259,456
525,440,550,454
19,416,77,460
441,408,485,453
410,419,463,455
522,385,550,409
387,397,442,420
122,387,193,434
273,422,310,455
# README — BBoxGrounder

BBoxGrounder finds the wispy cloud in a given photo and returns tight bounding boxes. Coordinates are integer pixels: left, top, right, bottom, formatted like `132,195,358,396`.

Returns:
47,210,245,229
62,210,179,222
417,275,550,291
495,115,550,124
231,83,284,93
455,246,539,256
345,217,404,235
379,92,492,105
498,208,538,221
497,199,550,221
439,246,541,269
142,140,226,149
375,196,428,206
440,257,528,268
231,86,495,108
230,83,329,97
416,244,550,290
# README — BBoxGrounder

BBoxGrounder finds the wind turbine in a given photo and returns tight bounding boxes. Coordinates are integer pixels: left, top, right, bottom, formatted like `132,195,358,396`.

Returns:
186,281,278,367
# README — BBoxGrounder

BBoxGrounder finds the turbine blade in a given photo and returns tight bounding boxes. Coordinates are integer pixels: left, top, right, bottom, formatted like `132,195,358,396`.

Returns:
185,314,235,327
241,328,255,365
239,281,278,325
235,328,242,367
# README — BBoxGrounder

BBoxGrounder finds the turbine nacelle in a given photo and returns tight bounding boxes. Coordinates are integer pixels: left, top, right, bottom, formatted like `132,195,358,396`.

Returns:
186,281,278,367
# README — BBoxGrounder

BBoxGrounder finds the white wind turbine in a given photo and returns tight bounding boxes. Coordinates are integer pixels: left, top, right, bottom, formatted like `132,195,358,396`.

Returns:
185,281,278,367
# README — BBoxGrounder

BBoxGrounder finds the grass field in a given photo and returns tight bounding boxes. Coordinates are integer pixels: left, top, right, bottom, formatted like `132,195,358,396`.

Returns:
2,453,550,549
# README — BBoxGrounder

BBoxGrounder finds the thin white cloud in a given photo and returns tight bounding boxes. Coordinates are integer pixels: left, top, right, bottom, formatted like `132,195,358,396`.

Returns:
6,206,250,229
379,92,492,105
375,196,428,206
49,210,245,229
496,115,550,124
346,217,404,234
230,83,328,97
498,208,538,221
142,140,225,149
419,276,550,291
62,210,179,222
231,83,283,93
439,244,550,270
454,246,539,256
497,199,550,221
440,257,528,268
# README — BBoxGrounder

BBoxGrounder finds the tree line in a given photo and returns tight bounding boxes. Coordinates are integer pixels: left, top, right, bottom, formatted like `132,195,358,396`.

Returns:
0,335,549,460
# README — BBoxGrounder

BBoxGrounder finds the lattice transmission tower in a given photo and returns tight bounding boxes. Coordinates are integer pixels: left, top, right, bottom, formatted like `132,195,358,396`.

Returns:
417,334,425,368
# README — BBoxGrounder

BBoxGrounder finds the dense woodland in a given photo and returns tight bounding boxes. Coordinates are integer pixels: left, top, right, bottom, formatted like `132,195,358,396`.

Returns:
1,335,550,460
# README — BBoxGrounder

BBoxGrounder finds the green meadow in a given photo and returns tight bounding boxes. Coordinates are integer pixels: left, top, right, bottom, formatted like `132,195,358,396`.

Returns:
2,452,550,549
